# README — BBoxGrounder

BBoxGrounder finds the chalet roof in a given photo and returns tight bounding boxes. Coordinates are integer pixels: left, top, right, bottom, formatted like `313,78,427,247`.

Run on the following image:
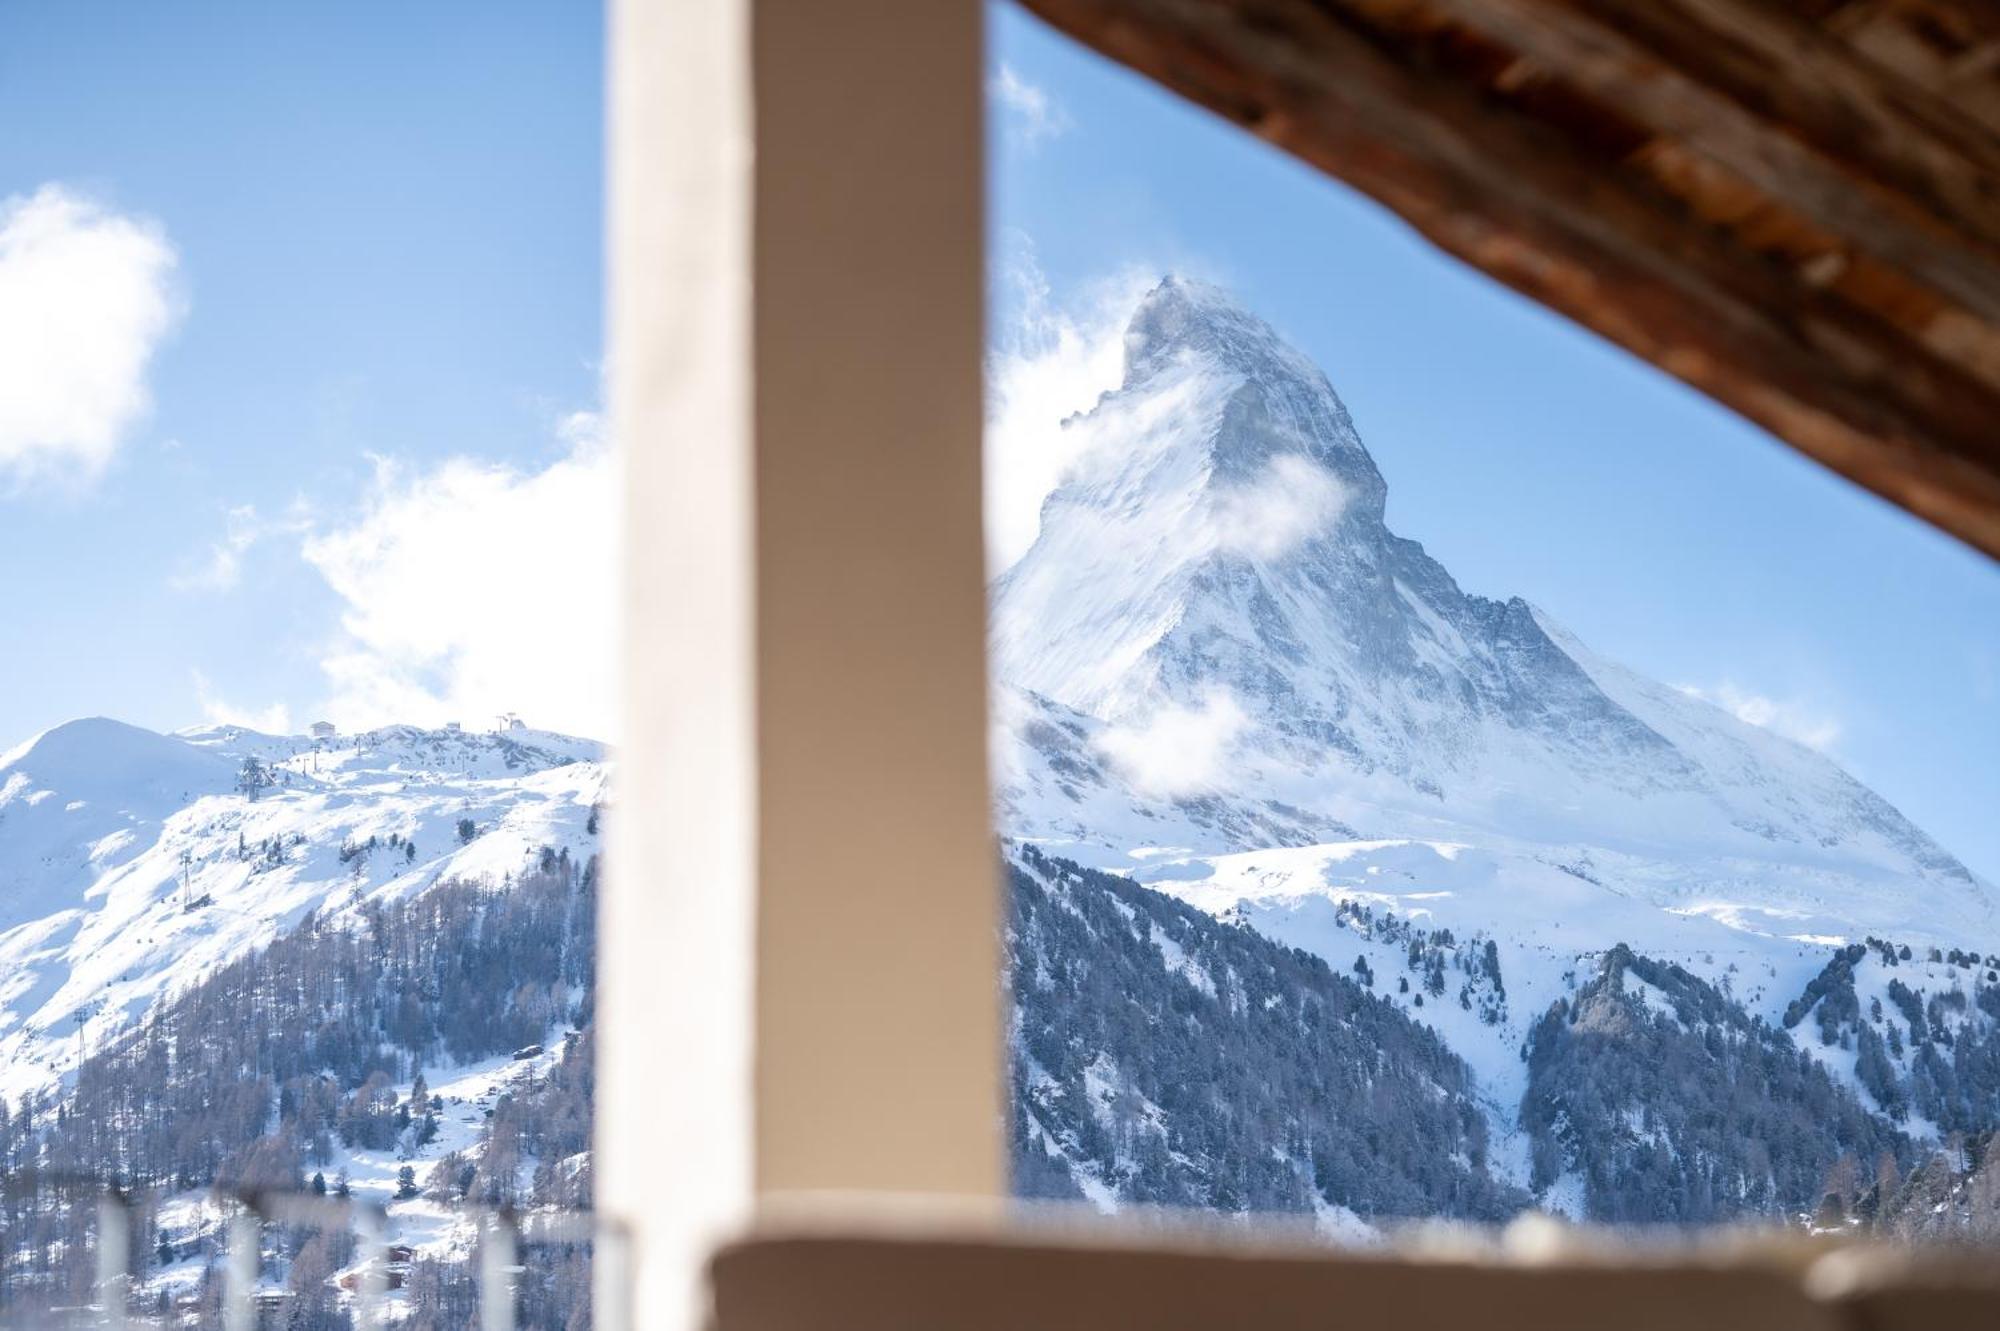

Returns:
1020,0,2000,558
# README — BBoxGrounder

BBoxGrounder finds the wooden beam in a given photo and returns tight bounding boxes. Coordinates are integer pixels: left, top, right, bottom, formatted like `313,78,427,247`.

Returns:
1389,0,2000,328
1586,0,2000,242
710,1226,1852,1331
1016,0,2000,558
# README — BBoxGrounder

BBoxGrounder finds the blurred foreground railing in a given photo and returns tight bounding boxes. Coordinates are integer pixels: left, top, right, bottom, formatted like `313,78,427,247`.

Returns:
0,1174,628,1330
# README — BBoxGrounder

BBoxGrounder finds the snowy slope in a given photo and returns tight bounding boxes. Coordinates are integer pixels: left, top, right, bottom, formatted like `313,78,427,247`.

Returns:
144,1041,575,1308
991,276,2000,1173
1129,836,1838,1164
0,717,605,1101
994,277,1981,899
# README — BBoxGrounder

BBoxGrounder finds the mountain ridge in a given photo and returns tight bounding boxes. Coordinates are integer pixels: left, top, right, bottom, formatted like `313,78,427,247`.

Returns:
0,715,605,1101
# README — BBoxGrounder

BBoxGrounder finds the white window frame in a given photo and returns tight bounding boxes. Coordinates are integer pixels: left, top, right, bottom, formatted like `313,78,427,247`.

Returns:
603,3,999,1327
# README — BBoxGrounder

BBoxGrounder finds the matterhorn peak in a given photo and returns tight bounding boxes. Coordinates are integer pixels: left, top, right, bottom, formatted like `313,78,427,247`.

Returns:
1102,277,1389,523
994,280,1982,934
1123,275,1292,381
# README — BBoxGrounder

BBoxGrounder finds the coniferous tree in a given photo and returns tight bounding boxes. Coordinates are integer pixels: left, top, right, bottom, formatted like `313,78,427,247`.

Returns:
236,757,273,802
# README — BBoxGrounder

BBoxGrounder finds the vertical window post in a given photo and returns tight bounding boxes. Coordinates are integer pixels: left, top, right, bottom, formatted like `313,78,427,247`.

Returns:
606,2,998,1326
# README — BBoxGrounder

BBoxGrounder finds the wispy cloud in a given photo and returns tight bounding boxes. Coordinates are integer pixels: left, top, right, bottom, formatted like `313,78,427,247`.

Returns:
0,185,181,488
191,670,293,735
1212,455,1349,560
299,409,618,741
171,502,312,593
1096,688,1250,798
984,238,1156,574
1676,681,1842,752
989,63,1071,147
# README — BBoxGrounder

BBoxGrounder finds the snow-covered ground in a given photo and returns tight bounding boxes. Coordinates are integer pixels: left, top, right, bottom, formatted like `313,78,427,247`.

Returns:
332,1044,567,1256
141,1039,576,1312
1108,836,1948,1167
0,717,605,1102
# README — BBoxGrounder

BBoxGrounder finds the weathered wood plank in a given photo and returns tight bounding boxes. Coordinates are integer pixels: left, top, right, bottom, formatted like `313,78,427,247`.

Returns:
1015,0,2000,557
1582,0,2000,243
1377,0,2000,328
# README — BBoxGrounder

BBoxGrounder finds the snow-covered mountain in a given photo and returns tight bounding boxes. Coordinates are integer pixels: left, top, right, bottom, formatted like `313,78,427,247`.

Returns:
995,275,1988,929
993,277,2000,1205
0,716,605,1101
5,274,1994,1247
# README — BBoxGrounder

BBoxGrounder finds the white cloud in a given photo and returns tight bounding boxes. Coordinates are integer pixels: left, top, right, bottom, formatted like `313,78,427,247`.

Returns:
1211,454,1349,560
300,412,618,741
984,241,1155,574
990,63,1071,147
1096,688,1250,798
0,185,180,486
172,503,311,593
192,670,293,736
1676,681,1842,752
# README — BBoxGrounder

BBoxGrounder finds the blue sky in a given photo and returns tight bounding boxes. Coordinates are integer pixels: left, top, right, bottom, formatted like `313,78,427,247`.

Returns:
0,3,1993,881
0,2,608,741
987,4,1999,881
